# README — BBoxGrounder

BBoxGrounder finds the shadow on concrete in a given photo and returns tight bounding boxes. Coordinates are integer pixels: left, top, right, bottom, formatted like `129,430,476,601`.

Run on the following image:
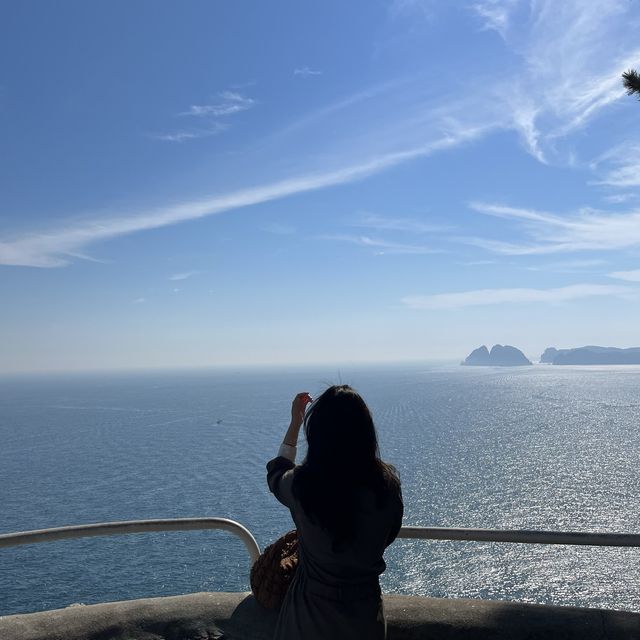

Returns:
221,594,278,640
385,595,640,640
484,598,640,640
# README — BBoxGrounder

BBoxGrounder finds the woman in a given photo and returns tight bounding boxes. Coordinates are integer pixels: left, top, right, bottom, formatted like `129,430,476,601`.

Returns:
266,385,403,640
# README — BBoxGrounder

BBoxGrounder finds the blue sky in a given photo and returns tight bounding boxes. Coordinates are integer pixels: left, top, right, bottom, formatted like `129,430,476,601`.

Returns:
2,0,640,372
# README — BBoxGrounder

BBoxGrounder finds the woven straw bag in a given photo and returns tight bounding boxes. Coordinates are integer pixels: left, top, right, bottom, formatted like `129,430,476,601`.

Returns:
250,529,299,609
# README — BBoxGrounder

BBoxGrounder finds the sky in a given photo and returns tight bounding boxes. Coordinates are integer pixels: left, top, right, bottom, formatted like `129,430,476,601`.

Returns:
1,0,640,373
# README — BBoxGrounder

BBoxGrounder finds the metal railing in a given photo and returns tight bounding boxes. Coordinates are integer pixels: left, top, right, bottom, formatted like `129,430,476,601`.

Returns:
2,519,640,569
398,526,640,547
0,518,261,564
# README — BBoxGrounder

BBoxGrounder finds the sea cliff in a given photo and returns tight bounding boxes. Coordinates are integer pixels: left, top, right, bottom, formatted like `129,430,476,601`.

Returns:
540,346,640,365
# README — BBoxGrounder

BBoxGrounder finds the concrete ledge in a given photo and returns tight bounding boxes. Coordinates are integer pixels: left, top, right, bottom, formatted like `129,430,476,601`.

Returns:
1,592,639,639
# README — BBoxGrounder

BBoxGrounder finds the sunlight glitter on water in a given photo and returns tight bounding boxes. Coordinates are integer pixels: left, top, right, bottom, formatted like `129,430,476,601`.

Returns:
1,364,639,614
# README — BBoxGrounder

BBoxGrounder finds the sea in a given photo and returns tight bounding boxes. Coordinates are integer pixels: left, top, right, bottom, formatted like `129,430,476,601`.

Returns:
1,362,639,616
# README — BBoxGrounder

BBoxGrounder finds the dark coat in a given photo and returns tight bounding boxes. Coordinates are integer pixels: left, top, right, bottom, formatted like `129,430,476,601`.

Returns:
266,456,403,640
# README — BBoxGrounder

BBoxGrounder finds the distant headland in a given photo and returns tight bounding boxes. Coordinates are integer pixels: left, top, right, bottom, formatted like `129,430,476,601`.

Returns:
540,346,640,365
462,345,532,367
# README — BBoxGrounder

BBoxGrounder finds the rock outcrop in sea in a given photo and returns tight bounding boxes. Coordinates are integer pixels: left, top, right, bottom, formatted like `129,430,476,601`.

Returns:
540,346,640,365
540,347,561,363
462,345,532,366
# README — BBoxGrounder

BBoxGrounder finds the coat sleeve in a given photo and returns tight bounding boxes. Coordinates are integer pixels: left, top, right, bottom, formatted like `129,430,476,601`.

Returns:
385,483,404,547
266,456,296,509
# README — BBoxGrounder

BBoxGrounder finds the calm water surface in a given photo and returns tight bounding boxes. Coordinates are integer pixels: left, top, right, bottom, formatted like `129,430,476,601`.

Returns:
1,363,639,615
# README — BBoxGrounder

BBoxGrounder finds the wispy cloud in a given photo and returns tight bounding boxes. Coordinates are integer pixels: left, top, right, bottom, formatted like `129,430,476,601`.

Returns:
467,1,640,163
10,1,638,268
133,297,146,304
603,193,639,204
152,91,253,142
470,0,521,38
463,201,640,254
526,259,607,273
293,67,322,78
508,99,546,163
402,283,632,310
149,123,228,142
592,143,640,188
461,259,498,266
320,234,439,255
609,269,640,282
179,91,255,117
265,77,412,142
350,213,450,234
322,212,451,255
0,127,481,267
169,270,201,281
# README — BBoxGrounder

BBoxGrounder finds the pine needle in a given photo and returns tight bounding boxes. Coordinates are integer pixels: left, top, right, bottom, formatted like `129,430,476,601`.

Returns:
622,69,640,99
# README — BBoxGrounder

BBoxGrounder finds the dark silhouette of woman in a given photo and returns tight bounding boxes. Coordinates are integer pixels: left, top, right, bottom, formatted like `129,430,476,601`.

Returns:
267,385,403,639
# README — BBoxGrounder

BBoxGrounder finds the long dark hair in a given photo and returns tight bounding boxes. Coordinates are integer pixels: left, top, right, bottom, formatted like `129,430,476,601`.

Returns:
292,385,400,549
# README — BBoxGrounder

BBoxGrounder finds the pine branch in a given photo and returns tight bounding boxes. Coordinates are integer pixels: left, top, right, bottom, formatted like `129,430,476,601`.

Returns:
622,69,640,99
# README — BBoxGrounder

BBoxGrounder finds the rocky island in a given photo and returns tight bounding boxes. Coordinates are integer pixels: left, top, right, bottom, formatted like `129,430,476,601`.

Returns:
462,345,532,366
540,346,640,365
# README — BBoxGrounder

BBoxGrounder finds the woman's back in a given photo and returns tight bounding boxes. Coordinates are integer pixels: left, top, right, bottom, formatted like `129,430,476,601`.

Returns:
268,459,403,585
266,386,403,640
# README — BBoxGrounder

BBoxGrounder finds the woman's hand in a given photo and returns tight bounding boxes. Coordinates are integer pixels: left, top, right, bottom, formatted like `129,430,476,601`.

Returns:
281,392,312,449
290,392,312,429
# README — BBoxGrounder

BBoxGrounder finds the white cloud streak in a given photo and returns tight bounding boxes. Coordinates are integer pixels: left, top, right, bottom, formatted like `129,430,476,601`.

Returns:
593,143,640,188
320,234,439,255
350,213,450,234
509,100,546,163
461,259,498,266
471,0,521,38
169,270,201,281
293,67,322,78
265,77,413,143
180,91,255,117
464,201,640,254
603,193,639,204
152,91,253,142
402,283,632,310
0,128,481,267
526,259,607,272
609,269,640,282
150,123,228,142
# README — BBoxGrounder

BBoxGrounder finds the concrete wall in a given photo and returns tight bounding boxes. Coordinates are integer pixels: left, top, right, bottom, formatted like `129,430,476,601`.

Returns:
1,592,639,640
